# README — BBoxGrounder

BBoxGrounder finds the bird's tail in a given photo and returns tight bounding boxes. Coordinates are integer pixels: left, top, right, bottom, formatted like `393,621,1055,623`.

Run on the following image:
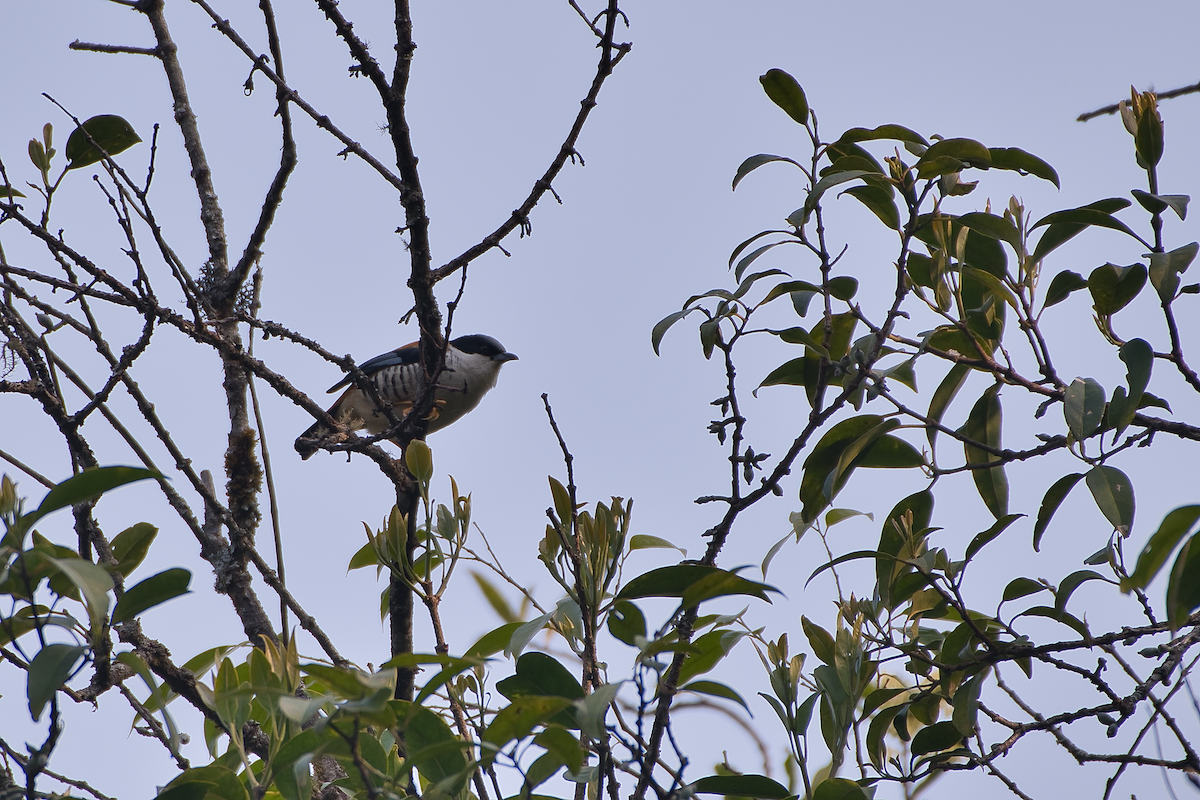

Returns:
294,420,334,460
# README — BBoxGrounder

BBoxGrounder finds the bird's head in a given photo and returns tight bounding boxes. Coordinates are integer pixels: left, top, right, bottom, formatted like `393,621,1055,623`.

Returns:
452,334,518,364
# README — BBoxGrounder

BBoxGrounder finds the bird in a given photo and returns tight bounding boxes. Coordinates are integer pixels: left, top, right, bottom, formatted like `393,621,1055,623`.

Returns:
295,334,518,460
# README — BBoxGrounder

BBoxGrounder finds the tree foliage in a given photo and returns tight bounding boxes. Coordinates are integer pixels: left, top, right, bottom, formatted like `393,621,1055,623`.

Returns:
1,4,1199,800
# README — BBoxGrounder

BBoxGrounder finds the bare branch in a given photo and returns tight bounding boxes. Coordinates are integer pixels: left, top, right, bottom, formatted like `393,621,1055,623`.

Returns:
1078,78,1200,122
69,40,160,57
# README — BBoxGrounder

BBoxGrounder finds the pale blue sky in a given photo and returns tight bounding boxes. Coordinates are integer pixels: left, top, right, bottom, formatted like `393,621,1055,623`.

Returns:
2,2,1199,797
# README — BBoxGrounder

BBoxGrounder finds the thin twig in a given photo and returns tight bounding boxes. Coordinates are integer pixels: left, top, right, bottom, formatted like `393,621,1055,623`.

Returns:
1078,79,1200,122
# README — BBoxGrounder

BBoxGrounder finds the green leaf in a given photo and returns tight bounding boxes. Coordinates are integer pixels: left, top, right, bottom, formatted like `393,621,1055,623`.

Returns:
812,778,870,800
755,359,807,395
962,266,1018,309
23,466,160,530
28,138,48,172
922,326,987,362
496,652,584,702
548,476,572,531
1017,606,1090,638
699,317,720,359
1055,570,1107,613
680,569,777,609
1085,465,1135,535
1042,269,1089,310
301,663,378,699
111,567,192,624
1114,338,1153,437
1033,206,1141,241
1138,391,1172,413
758,280,820,309
273,731,335,800
27,643,87,721
110,522,158,578
734,268,790,301
1135,104,1164,168
689,774,791,799
651,307,701,355
952,672,987,736
824,418,900,498
154,778,219,800
940,620,982,663
732,241,799,283
628,534,686,556
912,213,1007,276
867,703,905,771
794,692,819,736
482,696,574,755
506,612,552,658
802,616,836,666
395,701,469,791
534,727,583,774
917,138,991,172
862,686,906,718
607,600,646,646
1166,534,1200,629
926,364,969,449
835,124,928,148
464,622,524,659
965,514,1023,562
961,386,1008,519
801,415,883,523
917,156,963,179
616,564,775,606
521,755,567,792
1064,377,1106,440
958,212,1022,254
1131,189,1189,220
65,114,142,170
116,651,182,751
1147,242,1198,302
807,550,886,589
733,154,802,191
877,491,935,610
823,146,885,174
759,69,808,125
47,557,113,636
677,629,747,685
828,276,859,301
0,184,26,199
0,607,76,647
1031,198,1134,263
573,682,619,740
158,766,248,800
729,229,791,269
1033,473,1085,551
800,170,876,224
988,147,1060,187
775,323,832,353
825,508,873,528
841,184,900,229
1122,505,1200,591
679,680,751,713
910,720,963,755
472,573,518,623
1088,262,1147,316
1002,577,1046,603
405,440,433,484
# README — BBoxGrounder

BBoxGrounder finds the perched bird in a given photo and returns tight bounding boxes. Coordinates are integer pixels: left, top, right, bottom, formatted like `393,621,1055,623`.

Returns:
295,334,518,460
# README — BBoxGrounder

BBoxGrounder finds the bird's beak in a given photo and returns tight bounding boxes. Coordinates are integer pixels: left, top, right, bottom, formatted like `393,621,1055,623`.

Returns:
495,352,519,363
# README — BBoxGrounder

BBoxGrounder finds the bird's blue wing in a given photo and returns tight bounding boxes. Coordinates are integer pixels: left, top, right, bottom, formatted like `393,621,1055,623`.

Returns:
326,341,419,393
